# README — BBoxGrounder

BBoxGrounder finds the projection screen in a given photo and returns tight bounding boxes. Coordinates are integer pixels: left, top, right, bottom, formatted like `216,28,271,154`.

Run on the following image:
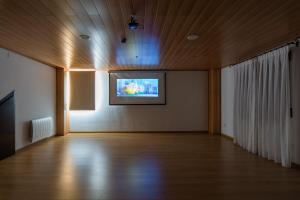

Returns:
109,71,166,105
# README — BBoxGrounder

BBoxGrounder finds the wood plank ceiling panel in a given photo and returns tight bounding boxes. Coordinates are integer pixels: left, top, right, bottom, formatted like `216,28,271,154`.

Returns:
0,0,300,70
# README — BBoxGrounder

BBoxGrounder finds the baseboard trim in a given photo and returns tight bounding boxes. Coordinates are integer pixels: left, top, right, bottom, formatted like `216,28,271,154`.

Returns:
221,133,234,141
70,130,208,134
16,135,56,154
292,163,300,169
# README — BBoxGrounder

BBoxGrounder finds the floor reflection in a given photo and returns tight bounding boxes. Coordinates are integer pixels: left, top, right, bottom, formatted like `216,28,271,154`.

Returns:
59,138,162,199
2,133,299,200
127,157,162,199
58,139,109,199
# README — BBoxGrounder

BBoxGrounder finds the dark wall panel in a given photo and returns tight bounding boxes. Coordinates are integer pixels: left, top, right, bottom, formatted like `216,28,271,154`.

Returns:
0,91,15,160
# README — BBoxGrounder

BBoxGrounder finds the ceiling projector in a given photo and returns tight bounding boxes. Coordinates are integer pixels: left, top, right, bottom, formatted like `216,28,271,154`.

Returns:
128,16,139,30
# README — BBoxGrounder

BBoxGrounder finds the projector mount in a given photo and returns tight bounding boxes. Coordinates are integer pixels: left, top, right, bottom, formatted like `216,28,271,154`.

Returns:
128,15,144,30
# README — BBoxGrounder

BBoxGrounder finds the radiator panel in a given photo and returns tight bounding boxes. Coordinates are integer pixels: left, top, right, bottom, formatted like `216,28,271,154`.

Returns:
31,117,53,143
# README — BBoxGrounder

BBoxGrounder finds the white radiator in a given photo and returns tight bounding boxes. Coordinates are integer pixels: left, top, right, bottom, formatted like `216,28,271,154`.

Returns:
31,117,53,143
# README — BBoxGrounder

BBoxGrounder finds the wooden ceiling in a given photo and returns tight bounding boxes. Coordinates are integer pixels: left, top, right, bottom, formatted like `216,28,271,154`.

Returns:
0,0,300,70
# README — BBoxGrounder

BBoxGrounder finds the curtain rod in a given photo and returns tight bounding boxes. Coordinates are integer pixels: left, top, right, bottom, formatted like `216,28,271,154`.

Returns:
228,38,300,67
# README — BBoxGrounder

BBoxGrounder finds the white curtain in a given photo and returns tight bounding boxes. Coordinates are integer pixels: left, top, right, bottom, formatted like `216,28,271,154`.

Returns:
233,46,291,167
290,47,300,165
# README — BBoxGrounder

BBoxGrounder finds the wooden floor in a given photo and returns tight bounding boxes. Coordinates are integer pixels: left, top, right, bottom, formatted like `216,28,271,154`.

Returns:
0,133,300,200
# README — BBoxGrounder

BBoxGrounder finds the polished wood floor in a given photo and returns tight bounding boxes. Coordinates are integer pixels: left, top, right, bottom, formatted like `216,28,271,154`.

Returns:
0,133,300,200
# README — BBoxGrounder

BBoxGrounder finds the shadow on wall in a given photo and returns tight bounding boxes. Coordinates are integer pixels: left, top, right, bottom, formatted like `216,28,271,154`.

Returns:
23,121,31,143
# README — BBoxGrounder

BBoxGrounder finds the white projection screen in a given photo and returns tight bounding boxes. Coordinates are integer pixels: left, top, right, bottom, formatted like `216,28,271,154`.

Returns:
109,71,166,105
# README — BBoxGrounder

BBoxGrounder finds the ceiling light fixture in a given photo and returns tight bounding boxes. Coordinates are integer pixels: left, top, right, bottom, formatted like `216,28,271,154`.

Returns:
79,34,90,40
187,34,199,41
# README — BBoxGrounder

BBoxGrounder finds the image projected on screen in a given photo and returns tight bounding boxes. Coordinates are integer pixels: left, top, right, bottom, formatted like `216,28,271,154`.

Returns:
117,79,159,97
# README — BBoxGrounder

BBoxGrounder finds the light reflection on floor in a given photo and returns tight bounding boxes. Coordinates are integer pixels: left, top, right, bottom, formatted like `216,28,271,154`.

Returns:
57,137,162,199
1,133,300,200
127,157,162,200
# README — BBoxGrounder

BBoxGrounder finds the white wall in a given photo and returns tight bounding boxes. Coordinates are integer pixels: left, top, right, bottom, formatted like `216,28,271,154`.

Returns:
70,71,208,132
0,48,56,150
221,67,234,137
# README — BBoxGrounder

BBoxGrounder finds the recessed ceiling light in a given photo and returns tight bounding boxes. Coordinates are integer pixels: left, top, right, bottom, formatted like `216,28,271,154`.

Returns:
79,34,90,40
187,34,199,41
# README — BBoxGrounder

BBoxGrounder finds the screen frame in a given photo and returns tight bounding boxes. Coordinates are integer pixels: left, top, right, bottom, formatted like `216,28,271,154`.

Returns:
109,71,166,105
